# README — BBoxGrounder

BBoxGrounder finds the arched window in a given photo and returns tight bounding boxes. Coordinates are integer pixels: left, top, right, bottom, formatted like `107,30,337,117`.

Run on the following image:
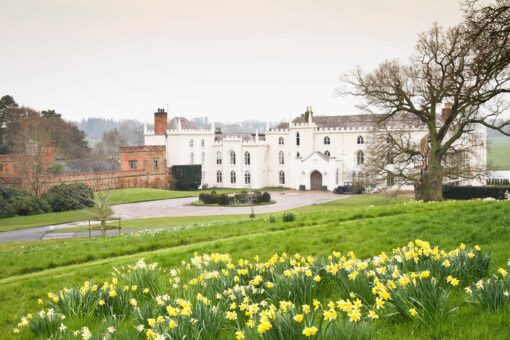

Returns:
357,150,364,165
230,170,236,184
324,150,330,157
297,152,300,158
230,151,236,165
190,152,194,164
357,135,364,144
244,151,250,165
201,139,205,147
278,137,284,145
296,132,300,146
279,151,285,165
244,171,251,184
324,136,330,145
201,152,205,165
217,170,222,183
189,139,194,147
279,170,285,184
216,151,222,165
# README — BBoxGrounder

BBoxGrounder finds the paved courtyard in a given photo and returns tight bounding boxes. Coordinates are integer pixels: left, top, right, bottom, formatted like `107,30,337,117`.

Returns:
0,190,342,242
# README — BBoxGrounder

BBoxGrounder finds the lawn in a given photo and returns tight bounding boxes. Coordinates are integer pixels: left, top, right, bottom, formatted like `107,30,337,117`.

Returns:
1,196,510,338
0,187,282,232
488,136,510,170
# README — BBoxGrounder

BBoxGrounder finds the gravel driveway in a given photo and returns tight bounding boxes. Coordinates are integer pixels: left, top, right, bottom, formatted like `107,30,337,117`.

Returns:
112,190,340,219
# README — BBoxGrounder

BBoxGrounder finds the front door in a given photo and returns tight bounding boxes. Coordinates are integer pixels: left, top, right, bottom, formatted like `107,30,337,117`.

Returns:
310,170,323,190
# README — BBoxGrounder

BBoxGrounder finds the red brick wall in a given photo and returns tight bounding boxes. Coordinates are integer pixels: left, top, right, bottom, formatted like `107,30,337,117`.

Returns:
154,110,168,135
119,145,166,172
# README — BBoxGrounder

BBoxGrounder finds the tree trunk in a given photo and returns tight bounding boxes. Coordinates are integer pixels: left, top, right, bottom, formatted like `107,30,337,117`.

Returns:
416,152,444,202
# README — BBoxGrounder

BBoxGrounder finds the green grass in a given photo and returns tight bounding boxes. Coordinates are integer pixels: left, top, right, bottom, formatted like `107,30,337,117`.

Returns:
0,208,112,232
488,136,510,170
0,187,281,232
1,196,510,338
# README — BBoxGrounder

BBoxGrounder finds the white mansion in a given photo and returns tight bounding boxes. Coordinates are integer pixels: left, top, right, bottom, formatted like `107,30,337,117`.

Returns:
144,107,486,191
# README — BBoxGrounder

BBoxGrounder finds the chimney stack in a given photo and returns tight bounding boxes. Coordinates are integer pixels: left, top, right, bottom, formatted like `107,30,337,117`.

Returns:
441,103,452,122
154,108,168,135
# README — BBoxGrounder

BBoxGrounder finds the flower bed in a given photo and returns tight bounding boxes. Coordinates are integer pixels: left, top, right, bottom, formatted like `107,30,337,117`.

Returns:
14,240,510,339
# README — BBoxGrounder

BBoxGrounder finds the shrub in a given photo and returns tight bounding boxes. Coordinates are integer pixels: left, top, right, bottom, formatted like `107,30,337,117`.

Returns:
172,165,202,190
282,212,296,222
268,215,277,223
42,183,94,212
261,192,271,203
218,194,230,206
0,188,49,217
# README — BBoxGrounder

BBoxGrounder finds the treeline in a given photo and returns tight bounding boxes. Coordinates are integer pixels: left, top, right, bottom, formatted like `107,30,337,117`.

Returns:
0,95,90,159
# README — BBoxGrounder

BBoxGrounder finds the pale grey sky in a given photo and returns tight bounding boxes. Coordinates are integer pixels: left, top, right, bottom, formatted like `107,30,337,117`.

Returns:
0,0,463,123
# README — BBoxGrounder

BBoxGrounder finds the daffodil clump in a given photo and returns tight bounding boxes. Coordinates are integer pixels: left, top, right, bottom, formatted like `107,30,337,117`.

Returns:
14,240,508,339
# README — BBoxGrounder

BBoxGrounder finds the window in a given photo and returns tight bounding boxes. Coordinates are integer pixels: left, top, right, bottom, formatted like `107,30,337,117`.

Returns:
190,152,194,164
201,152,205,165
216,151,222,165
278,137,284,145
153,159,159,169
279,151,285,165
357,150,364,165
129,160,138,169
230,151,236,165
296,132,300,146
357,135,364,144
245,171,251,184
324,150,330,157
217,170,223,183
279,170,285,184
230,170,236,184
244,151,251,165
201,139,205,147
297,152,300,158
324,136,330,145
189,139,194,147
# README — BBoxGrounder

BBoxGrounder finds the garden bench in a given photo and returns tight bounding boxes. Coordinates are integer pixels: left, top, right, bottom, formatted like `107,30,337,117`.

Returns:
88,217,122,238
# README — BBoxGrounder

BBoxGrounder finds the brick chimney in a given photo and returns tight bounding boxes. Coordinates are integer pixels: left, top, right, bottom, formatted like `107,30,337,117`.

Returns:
441,103,452,122
154,108,168,135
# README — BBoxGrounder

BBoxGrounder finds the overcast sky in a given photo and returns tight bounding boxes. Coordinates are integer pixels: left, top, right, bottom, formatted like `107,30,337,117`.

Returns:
0,0,463,123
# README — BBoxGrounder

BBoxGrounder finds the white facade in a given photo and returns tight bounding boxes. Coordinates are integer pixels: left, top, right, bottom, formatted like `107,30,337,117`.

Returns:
144,108,486,191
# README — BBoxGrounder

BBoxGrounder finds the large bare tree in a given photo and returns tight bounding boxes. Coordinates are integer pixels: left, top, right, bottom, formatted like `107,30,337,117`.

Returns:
340,0,510,201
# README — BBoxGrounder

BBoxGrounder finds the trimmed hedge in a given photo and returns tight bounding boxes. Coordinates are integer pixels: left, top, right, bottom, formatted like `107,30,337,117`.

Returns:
198,191,271,206
0,188,50,218
443,185,510,200
42,183,94,212
172,165,202,190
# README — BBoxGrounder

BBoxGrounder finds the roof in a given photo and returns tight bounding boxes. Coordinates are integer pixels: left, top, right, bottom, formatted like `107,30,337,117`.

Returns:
301,151,330,163
275,112,424,129
169,117,198,130
214,133,266,142
63,159,120,174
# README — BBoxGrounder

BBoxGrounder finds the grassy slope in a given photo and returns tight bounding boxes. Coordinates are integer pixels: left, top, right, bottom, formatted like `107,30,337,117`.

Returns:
488,136,510,170
1,196,510,338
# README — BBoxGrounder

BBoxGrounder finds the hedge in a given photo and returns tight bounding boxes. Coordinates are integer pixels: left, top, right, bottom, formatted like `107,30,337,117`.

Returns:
198,191,271,206
42,183,94,212
442,185,510,200
0,188,50,218
172,165,202,190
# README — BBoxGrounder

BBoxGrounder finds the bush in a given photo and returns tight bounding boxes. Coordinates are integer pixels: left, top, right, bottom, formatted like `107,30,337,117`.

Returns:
172,165,202,190
268,215,277,223
261,192,271,203
0,188,49,217
42,183,94,212
443,185,510,200
218,194,230,206
282,212,296,222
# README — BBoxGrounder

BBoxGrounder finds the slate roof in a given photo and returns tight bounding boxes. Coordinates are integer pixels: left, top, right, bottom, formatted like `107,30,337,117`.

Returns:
62,159,120,174
169,117,199,130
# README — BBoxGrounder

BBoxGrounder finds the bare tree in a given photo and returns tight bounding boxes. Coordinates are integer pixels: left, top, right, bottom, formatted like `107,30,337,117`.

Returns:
13,108,63,196
339,1,510,201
